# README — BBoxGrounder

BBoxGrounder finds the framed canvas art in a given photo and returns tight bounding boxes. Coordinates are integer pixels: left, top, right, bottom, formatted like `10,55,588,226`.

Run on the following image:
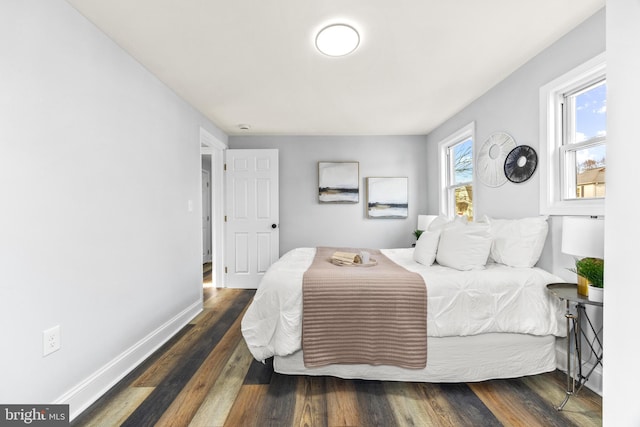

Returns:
318,162,359,203
366,177,408,218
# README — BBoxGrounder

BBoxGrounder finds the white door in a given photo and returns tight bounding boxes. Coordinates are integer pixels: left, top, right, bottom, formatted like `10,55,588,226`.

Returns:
225,149,279,288
202,169,212,263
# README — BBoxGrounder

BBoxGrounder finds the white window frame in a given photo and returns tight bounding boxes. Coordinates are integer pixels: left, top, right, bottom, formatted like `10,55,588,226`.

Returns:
539,52,606,216
438,122,475,219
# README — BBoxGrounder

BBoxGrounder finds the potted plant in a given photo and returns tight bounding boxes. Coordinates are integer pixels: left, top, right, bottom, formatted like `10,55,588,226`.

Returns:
573,257,604,302
411,229,424,248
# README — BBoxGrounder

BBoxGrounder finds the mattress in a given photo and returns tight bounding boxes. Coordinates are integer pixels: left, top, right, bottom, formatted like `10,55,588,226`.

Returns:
241,247,565,364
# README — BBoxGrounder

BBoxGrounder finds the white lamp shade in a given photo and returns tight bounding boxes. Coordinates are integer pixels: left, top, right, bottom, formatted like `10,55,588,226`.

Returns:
561,216,605,258
417,215,438,231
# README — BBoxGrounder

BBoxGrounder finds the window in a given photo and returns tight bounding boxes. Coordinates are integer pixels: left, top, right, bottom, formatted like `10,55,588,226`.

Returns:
439,122,474,220
562,80,607,200
539,53,606,215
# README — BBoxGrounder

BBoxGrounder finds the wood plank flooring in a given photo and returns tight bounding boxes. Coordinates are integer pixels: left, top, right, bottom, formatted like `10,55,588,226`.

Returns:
72,276,602,427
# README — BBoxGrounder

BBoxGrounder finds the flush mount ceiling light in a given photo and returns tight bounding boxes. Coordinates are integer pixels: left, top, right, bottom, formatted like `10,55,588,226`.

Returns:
315,24,360,57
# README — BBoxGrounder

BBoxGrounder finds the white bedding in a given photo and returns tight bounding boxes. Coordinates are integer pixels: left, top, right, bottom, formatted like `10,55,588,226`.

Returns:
241,247,566,363
274,333,558,383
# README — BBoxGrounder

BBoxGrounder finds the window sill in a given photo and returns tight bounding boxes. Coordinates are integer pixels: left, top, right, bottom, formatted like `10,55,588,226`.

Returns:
540,198,605,216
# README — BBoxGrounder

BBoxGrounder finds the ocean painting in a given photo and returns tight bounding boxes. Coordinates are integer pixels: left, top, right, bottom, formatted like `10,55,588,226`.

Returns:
367,177,408,218
318,162,359,203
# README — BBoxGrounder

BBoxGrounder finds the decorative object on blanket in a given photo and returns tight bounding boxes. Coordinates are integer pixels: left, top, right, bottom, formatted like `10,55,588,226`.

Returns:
331,251,361,264
330,250,376,266
318,161,359,203
562,216,605,299
504,145,538,183
477,132,516,187
303,247,427,369
366,177,408,218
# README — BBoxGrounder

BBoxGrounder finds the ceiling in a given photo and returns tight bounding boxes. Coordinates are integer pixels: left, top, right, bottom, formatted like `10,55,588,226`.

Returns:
66,0,604,136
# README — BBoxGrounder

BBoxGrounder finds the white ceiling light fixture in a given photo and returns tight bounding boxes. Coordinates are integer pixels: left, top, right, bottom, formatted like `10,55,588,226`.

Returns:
315,24,360,57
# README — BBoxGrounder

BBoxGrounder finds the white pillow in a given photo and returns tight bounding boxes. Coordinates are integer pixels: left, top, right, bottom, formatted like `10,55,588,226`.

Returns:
428,214,468,231
484,216,549,268
427,215,450,231
436,222,492,271
413,229,441,266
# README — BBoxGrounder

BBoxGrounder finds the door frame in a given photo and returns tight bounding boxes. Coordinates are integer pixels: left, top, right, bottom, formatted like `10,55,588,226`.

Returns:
200,127,227,288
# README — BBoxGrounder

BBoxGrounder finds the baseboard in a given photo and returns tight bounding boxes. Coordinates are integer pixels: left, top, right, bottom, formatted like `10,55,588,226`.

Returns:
55,299,203,421
555,338,602,396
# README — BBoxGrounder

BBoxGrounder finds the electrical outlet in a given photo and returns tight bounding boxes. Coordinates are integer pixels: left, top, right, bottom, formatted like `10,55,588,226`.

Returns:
43,325,61,356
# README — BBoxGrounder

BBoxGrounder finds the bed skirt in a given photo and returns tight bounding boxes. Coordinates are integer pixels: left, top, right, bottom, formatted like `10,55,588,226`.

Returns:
274,333,556,383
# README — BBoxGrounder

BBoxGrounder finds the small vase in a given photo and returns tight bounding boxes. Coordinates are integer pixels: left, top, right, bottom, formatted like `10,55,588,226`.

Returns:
576,275,589,296
588,285,604,303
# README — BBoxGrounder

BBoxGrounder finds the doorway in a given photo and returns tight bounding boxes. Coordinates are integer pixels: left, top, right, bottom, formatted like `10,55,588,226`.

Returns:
200,127,226,288
202,165,212,287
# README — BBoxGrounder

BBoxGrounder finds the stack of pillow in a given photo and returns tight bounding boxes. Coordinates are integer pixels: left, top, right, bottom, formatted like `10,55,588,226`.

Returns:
413,215,549,270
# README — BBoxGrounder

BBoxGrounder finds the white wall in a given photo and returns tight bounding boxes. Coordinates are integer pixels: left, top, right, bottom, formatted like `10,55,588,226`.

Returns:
0,0,225,417
229,135,428,254
423,8,606,394
604,0,640,424
424,8,605,277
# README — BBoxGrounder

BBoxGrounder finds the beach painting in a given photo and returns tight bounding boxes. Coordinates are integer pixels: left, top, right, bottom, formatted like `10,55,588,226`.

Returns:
318,162,359,203
366,177,408,218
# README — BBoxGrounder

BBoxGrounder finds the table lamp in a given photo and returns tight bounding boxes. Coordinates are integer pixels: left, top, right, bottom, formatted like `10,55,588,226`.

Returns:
561,216,604,296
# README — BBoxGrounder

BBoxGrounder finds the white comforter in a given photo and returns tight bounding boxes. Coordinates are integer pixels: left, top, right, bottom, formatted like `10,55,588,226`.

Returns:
241,248,565,362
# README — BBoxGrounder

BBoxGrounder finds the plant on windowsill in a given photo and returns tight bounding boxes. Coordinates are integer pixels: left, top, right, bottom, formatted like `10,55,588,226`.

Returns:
571,257,604,302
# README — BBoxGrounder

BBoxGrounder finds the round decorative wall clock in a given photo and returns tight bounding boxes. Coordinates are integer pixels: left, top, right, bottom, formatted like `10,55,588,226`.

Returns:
476,132,516,187
504,145,538,183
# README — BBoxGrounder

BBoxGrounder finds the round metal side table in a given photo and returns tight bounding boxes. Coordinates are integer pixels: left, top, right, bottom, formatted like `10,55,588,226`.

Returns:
546,283,603,411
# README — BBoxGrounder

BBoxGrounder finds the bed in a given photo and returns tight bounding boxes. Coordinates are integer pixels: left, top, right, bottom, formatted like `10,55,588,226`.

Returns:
241,216,566,383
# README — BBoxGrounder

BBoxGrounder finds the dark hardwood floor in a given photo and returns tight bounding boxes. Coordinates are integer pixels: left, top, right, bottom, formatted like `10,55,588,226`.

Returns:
72,270,602,426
